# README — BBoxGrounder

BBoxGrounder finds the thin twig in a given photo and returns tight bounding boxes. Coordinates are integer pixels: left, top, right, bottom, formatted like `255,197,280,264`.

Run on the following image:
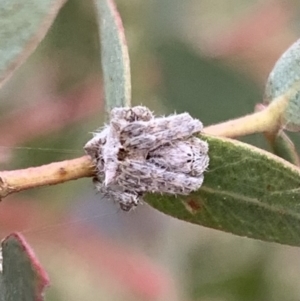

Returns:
0,156,95,198
203,94,288,138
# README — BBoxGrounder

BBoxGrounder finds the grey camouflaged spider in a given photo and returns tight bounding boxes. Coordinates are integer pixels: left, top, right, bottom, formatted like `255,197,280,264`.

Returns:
84,106,209,211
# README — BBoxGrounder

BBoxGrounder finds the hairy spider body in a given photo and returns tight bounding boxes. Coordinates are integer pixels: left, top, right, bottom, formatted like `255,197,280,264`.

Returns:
85,106,209,211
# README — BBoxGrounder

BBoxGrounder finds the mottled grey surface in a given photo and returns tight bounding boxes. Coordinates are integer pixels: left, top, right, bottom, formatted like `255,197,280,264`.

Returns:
85,106,209,211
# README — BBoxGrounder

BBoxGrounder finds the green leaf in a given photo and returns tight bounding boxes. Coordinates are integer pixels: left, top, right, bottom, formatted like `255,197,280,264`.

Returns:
264,39,300,131
0,233,49,301
266,130,300,166
94,0,131,111
145,134,300,246
0,0,66,88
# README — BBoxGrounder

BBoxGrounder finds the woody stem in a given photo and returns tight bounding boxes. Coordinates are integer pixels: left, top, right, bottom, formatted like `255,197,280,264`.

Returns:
0,156,95,198
203,94,288,138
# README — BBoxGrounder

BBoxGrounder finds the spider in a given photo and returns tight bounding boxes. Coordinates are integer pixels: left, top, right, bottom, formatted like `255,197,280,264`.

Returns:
85,106,209,211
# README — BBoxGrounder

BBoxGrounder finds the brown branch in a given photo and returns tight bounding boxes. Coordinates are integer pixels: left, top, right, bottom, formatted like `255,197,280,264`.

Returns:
0,93,289,198
0,156,95,198
203,94,288,138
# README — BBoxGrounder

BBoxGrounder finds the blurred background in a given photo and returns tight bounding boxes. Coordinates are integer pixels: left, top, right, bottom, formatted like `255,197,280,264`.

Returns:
1,0,300,300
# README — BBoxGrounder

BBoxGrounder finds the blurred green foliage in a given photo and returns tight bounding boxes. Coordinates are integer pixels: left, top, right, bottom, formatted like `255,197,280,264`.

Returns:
1,1,300,300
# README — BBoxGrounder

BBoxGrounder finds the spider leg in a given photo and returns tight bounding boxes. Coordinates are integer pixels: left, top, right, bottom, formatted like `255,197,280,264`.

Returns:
97,181,142,211
121,113,203,151
129,106,154,121
108,189,141,211
147,138,208,172
111,106,153,122
118,160,203,195
103,106,154,184
102,121,123,185
84,126,109,162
